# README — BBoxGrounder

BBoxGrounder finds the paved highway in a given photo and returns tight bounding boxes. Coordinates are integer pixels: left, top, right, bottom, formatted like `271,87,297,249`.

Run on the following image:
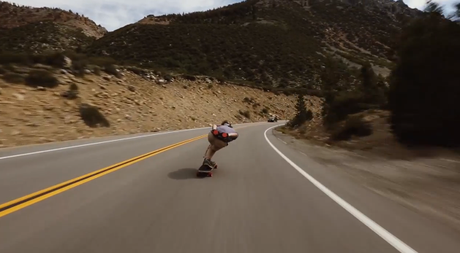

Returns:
0,122,459,253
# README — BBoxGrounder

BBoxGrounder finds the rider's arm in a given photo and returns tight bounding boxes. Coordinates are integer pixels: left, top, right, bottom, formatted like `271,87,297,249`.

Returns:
228,132,238,141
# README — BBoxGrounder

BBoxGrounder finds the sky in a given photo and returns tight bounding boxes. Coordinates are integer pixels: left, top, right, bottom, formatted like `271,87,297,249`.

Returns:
5,0,459,31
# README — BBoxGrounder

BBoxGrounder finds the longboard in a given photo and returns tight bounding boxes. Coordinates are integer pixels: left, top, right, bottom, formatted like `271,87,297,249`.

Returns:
196,163,218,177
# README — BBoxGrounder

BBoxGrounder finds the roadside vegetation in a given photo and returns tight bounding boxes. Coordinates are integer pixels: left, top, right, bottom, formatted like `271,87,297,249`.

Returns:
283,1,460,149
83,0,402,89
2,0,460,150
388,1,460,147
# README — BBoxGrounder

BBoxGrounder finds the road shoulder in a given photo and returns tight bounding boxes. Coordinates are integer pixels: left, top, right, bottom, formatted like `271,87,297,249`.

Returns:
272,128,460,235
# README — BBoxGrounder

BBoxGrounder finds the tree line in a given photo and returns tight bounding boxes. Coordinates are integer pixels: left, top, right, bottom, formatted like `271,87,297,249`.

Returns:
290,1,460,147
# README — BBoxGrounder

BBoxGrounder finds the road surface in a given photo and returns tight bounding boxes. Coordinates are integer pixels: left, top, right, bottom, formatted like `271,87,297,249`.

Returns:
0,122,459,253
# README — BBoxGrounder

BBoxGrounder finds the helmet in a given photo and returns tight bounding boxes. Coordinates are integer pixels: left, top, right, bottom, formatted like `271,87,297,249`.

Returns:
221,120,232,128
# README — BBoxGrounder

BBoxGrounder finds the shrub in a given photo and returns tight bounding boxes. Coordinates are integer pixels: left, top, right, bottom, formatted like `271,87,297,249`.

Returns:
103,64,121,78
71,59,87,77
0,52,30,65
25,70,59,88
298,124,308,135
31,52,67,68
322,90,371,126
164,74,173,82
331,115,373,141
61,83,79,99
322,62,386,127
180,74,197,81
1,73,24,84
79,103,110,127
288,93,313,128
239,110,251,119
243,97,255,104
70,83,78,91
127,67,147,76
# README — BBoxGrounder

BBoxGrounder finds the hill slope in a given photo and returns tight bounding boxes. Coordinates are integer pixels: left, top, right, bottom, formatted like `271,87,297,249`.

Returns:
0,1,107,53
0,63,301,148
86,0,422,89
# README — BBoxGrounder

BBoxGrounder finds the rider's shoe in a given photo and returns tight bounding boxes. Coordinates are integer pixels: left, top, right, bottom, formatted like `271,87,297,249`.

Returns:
203,158,217,169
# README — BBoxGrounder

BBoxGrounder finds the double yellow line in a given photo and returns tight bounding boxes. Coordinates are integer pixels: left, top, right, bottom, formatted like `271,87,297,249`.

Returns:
0,134,207,219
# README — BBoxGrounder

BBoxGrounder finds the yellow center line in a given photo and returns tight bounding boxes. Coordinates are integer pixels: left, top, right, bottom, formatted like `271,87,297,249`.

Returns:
0,124,252,219
0,124,252,218
0,134,208,218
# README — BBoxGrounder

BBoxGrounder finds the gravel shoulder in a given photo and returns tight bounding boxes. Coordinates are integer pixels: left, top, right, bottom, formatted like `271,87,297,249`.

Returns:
273,128,460,233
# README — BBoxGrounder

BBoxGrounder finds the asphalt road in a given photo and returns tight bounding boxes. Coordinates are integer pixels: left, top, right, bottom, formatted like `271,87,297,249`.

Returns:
0,122,460,253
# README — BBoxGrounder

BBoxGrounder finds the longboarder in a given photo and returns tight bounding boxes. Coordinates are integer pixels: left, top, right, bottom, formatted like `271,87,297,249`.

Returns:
197,120,239,177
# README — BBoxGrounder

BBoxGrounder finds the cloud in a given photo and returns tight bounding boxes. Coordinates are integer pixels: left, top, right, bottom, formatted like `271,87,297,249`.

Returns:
6,0,460,31
405,0,459,12
7,0,243,31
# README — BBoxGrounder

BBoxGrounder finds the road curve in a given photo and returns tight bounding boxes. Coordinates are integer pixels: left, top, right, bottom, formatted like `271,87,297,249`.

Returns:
0,122,460,253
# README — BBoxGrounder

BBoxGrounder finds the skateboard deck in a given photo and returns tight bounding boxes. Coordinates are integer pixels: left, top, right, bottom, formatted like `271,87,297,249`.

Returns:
196,163,218,177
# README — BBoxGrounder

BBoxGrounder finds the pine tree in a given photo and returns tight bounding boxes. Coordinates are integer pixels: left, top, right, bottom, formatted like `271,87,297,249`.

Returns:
388,4,460,147
289,93,312,128
424,0,444,15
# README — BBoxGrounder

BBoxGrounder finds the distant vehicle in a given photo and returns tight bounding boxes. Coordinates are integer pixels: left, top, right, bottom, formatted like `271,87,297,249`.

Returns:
268,116,278,122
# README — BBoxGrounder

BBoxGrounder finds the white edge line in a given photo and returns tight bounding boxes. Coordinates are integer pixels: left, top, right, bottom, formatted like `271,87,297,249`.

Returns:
276,137,287,144
0,122,266,161
264,124,418,253
0,127,210,161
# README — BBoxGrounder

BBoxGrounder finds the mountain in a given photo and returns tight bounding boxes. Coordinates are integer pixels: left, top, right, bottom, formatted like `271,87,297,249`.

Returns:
85,0,423,89
0,1,107,53
0,0,424,89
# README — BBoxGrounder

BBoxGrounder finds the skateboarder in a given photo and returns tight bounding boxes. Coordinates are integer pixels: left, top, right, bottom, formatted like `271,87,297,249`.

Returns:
202,120,238,168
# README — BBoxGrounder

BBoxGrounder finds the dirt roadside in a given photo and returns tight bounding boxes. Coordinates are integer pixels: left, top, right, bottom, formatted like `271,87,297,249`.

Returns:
273,128,460,233
0,65,300,149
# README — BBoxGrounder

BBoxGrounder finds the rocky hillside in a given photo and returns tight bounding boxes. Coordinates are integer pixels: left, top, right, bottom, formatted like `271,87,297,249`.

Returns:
0,0,423,89
0,1,107,53
0,62,299,148
86,0,422,89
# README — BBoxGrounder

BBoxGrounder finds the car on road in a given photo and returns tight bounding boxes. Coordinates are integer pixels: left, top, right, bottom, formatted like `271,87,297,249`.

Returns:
268,116,278,122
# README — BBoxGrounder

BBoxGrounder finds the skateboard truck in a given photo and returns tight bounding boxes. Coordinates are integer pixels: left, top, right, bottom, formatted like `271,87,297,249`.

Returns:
197,145,218,177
